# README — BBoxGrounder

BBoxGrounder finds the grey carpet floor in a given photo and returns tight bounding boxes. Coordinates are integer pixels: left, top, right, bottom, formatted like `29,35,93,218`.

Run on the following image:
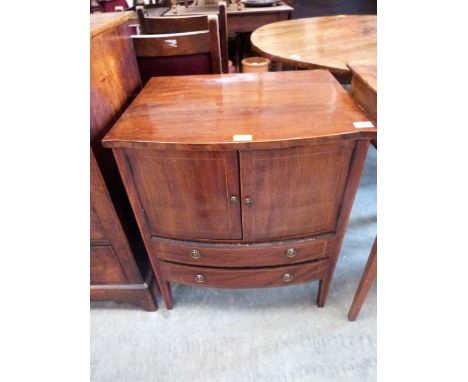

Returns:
91,147,377,382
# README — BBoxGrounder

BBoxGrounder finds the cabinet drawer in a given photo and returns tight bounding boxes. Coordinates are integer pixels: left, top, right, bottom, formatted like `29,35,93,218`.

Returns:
159,259,329,288
152,236,334,268
90,245,126,284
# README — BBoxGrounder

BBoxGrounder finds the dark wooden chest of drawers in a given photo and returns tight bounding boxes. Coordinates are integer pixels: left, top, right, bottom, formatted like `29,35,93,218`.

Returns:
90,12,157,310
103,70,376,309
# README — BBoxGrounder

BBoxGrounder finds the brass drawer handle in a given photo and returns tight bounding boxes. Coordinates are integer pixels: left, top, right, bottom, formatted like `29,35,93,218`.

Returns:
230,196,239,204
195,274,205,283
190,249,201,259
244,197,253,207
285,248,297,258
282,273,293,283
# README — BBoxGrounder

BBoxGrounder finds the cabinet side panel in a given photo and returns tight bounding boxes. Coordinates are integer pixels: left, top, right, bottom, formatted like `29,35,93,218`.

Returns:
90,22,140,144
90,20,150,283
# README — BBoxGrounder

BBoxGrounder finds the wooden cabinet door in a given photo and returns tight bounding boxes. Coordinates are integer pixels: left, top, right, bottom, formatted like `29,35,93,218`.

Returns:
239,141,355,241
125,150,242,241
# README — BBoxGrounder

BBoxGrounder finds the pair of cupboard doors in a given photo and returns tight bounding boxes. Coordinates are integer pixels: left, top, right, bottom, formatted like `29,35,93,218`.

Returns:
124,140,356,243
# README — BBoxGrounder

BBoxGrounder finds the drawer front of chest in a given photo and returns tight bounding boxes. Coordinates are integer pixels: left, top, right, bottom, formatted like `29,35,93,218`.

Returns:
159,259,330,289
152,236,334,268
90,245,127,284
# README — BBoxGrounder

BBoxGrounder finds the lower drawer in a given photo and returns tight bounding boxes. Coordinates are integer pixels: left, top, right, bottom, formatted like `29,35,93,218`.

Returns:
152,236,334,268
159,259,330,289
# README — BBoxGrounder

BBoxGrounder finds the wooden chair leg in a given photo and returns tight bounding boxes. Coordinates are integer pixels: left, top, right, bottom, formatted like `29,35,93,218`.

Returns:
348,238,377,321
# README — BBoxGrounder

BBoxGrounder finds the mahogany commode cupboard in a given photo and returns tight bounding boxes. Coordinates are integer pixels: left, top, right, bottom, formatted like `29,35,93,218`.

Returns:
103,70,377,310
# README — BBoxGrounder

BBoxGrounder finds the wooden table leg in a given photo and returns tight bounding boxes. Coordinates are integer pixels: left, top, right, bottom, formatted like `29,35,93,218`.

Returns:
348,237,377,321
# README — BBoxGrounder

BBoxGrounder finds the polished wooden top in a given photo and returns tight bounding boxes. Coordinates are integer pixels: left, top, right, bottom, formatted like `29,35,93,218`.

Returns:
347,62,377,93
103,70,376,151
90,11,134,38
251,15,376,75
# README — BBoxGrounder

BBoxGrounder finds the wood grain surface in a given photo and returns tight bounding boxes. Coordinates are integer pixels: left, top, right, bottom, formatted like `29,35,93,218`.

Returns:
90,13,157,311
159,259,330,288
347,61,377,124
152,235,335,267
125,149,242,240
239,142,354,241
347,62,377,93
90,12,134,38
105,69,374,310
102,70,376,150
251,15,376,74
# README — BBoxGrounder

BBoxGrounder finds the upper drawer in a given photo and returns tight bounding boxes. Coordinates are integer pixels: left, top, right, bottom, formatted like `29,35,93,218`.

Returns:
152,236,334,268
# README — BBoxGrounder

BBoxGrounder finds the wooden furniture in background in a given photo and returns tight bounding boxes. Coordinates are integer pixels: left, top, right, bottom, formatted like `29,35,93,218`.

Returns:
131,2,293,33
251,15,376,80
132,14,222,84
347,61,377,320
348,238,377,321
103,70,377,310
348,61,377,147
90,12,157,311
92,0,131,13
91,0,102,13
137,2,229,72
131,2,292,69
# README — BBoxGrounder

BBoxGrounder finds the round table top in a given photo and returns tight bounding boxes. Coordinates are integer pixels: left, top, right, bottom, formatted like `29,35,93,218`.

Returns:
251,15,376,75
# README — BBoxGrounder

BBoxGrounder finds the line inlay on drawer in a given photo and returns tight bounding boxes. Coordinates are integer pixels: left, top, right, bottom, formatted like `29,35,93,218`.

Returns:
152,236,334,268
159,259,330,288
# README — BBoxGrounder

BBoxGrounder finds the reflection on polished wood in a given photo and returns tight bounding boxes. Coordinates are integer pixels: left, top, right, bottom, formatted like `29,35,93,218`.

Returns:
251,15,376,75
102,70,377,151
